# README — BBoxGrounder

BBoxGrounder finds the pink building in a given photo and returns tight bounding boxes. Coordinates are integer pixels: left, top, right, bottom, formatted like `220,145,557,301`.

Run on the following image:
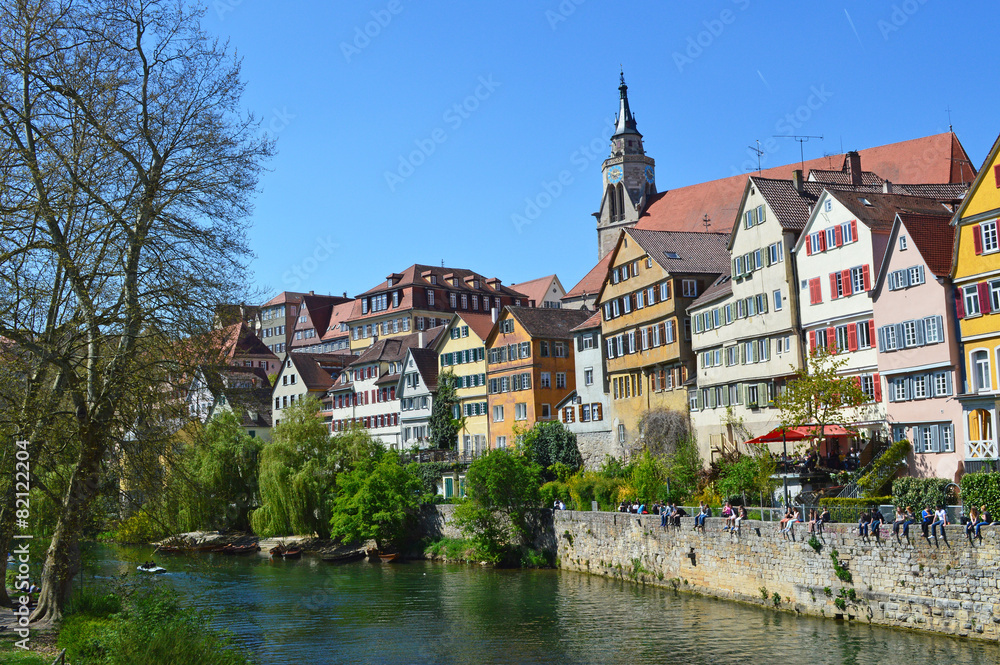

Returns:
872,211,964,481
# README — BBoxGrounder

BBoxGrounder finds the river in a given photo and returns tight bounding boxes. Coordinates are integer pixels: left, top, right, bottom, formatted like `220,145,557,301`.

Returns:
87,545,997,665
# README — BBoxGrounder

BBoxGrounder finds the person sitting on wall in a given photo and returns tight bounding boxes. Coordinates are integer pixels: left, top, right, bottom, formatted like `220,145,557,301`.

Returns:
778,508,792,532
931,505,949,545
721,502,734,531
671,504,687,528
781,507,801,539
892,506,907,543
694,502,711,531
966,506,980,543
920,505,934,540
858,508,870,540
733,505,747,536
869,506,885,542
660,503,670,528
901,506,916,540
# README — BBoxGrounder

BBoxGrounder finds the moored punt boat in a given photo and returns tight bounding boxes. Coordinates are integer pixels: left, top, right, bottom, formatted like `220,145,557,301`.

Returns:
220,543,260,555
321,551,365,564
281,547,302,559
269,544,286,557
378,553,398,563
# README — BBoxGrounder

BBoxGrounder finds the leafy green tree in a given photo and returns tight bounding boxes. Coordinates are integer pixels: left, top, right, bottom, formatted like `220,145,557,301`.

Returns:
330,452,424,551
716,447,777,501
180,412,262,532
452,449,542,564
777,347,868,452
429,372,459,449
665,436,703,502
0,0,273,623
630,450,666,502
522,421,583,478
251,398,379,538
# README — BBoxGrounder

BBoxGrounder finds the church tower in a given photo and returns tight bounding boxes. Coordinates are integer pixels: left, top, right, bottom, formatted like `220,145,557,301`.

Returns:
596,73,657,259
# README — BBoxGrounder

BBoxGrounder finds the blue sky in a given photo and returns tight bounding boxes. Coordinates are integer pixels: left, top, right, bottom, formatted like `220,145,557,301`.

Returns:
202,1,1000,303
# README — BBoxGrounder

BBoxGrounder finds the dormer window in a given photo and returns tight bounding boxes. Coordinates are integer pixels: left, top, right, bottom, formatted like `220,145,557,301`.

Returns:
429,275,437,285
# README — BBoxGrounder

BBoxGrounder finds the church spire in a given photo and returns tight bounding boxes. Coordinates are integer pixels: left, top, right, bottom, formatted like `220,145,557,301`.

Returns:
613,70,639,137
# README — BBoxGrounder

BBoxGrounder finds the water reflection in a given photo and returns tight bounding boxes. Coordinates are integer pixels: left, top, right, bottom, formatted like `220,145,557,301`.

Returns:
90,545,997,665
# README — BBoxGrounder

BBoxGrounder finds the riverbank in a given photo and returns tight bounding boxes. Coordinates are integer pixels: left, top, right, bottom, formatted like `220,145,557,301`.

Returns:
550,510,1000,642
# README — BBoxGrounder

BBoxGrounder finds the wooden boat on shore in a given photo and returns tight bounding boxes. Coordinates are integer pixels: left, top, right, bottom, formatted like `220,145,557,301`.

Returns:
321,551,365,564
281,547,302,559
378,553,398,563
220,543,260,555
269,544,286,557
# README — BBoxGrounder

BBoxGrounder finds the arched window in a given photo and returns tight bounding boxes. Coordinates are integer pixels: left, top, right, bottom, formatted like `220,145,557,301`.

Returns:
616,184,625,221
973,349,991,392
607,185,617,222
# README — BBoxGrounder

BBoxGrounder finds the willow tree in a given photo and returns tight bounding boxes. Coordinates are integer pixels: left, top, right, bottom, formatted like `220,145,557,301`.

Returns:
0,0,273,624
251,400,380,538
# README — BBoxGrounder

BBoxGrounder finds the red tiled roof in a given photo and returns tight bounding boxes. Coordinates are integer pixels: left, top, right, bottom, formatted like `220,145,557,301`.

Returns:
826,191,961,234
289,353,352,392
563,253,612,301
625,228,731,275
570,310,603,332
509,275,558,307
356,264,527,299
688,275,733,311
636,132,972,235
898,212,955,278
454,312,496,341
261,291,309,307
321,301,356,343
504,307,593,340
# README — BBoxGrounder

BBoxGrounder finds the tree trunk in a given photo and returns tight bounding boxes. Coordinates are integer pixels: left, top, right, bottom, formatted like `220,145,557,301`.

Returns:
29,432,103,626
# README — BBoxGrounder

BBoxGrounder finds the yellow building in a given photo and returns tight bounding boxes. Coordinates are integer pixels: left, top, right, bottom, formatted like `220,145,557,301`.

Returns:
436,312,495,457
951,132,1000,471
598,228,729,447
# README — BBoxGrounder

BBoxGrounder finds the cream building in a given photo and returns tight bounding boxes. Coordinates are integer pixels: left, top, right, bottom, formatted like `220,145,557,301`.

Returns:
437,312,493,457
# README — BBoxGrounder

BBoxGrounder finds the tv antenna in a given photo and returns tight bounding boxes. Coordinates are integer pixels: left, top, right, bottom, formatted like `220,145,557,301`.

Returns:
946,105,953,132
747,140,764,174
702,214,711,232
773,135,823,171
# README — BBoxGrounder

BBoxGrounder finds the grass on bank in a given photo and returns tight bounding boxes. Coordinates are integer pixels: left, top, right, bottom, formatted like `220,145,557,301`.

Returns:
422,537,554,568
53,583,256,665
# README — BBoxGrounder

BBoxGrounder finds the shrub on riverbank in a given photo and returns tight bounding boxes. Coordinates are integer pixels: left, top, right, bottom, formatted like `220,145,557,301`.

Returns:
959,472,1000,516
423,537,475,561
59,586,255,665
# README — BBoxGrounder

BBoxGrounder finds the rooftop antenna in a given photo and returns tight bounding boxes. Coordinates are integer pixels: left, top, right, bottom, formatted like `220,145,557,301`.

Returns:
746,140,764,174
773,134,824,172
946,105,953,132
702,214,711,232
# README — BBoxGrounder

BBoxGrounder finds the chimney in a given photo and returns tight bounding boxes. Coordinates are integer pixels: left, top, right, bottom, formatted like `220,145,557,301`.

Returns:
418,331,424,347
342,292,347,298
882,180,893,194
309,290,315,296
491,307,498,323
791,169,804,194
846,151,862,186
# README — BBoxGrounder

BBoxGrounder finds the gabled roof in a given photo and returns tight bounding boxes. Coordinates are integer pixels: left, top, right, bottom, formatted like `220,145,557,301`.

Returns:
688,275,733,312
950,132,1000,278
570,310,602,332
453,312,496,341
825,190,961,234
261,291,309,308
286,353,352,392
504,307,593,340
898,212,956,278
350,327,446,367
634,132,972,235
223,388,273,429
356,264,527,299
625,228,731,274
321,300,356,342
509,275,563,306
563,253,611,301
406,347,440,392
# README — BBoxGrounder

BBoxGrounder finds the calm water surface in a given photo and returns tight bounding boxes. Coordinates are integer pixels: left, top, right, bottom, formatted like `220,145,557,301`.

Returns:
91,545,998,665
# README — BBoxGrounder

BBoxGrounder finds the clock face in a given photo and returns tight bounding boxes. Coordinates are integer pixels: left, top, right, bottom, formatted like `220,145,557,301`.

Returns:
645,165,655,183
607,166,623,185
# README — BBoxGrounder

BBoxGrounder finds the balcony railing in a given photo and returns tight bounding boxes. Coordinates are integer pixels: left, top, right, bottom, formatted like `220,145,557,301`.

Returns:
401,448,483,465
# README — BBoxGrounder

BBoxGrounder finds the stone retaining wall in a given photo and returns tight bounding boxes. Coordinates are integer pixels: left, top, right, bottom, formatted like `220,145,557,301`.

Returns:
553,511,1000,641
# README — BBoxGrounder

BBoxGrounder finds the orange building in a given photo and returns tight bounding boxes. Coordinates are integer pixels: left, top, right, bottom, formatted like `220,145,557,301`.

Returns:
485,307,592,449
